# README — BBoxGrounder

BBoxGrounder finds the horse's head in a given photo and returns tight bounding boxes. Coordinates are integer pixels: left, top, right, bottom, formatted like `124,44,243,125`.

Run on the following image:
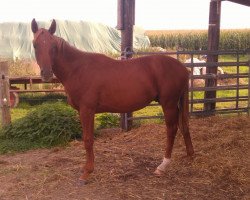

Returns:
31,19,57,82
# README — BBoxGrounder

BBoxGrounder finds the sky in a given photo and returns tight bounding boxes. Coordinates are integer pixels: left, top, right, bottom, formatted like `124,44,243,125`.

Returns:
0,0,249,30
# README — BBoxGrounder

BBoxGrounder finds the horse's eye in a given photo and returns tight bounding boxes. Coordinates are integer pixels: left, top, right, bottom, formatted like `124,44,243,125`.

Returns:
33,43,37,49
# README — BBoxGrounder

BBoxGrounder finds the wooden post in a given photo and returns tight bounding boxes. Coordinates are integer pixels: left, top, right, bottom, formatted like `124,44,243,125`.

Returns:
204,0,221,113
0,61,11,126
248,49,250,116
117,0,135,131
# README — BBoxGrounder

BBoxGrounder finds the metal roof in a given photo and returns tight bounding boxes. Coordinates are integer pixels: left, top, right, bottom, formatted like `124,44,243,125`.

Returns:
224,0,250,7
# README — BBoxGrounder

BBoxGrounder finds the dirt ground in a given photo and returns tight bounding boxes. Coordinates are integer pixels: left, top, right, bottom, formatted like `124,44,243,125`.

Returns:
0,115,249,200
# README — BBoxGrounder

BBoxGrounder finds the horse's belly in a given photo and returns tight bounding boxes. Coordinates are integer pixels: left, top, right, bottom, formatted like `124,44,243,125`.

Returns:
96,101,150,113
96,90,155,113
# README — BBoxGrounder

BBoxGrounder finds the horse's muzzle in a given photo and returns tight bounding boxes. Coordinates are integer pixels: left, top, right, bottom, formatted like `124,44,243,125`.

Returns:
41,69,53,82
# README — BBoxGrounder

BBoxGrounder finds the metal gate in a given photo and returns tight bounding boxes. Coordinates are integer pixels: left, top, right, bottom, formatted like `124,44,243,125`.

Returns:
121,49,250,130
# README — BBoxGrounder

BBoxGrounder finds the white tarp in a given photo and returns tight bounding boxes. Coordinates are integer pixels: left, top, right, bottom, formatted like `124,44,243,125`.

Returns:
0,20,150,60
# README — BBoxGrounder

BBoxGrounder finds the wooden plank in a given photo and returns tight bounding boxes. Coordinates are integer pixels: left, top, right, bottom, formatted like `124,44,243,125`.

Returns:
10,89,65,93
9,76,59,84
0,61,11,126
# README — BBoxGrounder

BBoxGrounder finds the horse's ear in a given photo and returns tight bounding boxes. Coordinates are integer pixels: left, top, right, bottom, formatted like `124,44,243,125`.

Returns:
48,19,56,35
31,18,38,33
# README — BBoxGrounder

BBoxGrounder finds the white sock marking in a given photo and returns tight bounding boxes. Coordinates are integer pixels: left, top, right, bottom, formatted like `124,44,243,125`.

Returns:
156,157,171,172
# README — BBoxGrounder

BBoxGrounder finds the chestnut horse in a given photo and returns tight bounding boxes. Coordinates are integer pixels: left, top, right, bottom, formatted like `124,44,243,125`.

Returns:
31,19,194,184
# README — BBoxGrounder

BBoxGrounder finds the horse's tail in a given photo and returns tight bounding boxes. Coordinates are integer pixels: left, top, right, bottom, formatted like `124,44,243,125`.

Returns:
178,81,194,156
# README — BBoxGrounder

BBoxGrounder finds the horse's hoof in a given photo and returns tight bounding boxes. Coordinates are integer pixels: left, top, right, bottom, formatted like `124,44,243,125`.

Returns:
154,169,165,176
77,179,88,186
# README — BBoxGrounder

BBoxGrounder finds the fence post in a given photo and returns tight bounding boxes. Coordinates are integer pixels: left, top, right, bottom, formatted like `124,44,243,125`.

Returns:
0,61,11,126
117,0,135,131
248,49,250,116
204,0,221,113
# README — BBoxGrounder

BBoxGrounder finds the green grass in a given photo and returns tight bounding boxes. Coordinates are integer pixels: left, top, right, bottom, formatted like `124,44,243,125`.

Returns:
10,103,32,121
0,103,120,154
0,102,82,154
0,137,43,154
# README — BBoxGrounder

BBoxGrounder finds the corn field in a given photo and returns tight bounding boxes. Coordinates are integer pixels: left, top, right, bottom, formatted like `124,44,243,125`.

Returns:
146,29,250,50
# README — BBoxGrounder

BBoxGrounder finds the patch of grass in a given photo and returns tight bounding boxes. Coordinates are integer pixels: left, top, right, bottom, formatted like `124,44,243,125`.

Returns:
10,107,31,121
0,102,82,154
19,93,66,106
95,113,120,130
0,137,44,154
133,103,164,126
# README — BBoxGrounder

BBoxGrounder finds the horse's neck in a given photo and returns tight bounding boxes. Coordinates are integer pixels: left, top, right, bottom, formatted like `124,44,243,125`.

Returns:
53,38,85,84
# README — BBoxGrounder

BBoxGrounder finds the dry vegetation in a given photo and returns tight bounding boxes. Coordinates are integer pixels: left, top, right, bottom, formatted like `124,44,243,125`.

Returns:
0,115,249,200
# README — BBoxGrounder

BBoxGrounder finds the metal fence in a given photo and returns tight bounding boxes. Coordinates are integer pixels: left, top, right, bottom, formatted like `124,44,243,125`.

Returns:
121,49,250,130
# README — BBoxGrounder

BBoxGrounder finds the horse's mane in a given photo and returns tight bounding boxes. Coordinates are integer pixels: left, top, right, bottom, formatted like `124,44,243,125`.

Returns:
54,35,112,62
54,35,89,61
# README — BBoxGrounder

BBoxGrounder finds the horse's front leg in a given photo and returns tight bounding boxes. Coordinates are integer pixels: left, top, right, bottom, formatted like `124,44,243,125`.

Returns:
79,107,95,183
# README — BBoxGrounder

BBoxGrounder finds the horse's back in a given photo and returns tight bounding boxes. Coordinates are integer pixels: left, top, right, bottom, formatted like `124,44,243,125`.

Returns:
133,54,189,88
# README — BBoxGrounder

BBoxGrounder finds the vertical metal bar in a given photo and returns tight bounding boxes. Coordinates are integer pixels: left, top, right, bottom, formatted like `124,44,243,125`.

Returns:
190,54,194,114
236,52,240,111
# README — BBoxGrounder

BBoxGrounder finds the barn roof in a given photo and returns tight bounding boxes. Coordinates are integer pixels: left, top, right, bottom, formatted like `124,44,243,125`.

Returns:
224,0,250,7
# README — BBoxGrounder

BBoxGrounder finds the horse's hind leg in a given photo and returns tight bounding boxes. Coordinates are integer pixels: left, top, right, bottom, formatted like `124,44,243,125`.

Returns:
154,105,178,176
79,108,95,184
181,123,194,157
